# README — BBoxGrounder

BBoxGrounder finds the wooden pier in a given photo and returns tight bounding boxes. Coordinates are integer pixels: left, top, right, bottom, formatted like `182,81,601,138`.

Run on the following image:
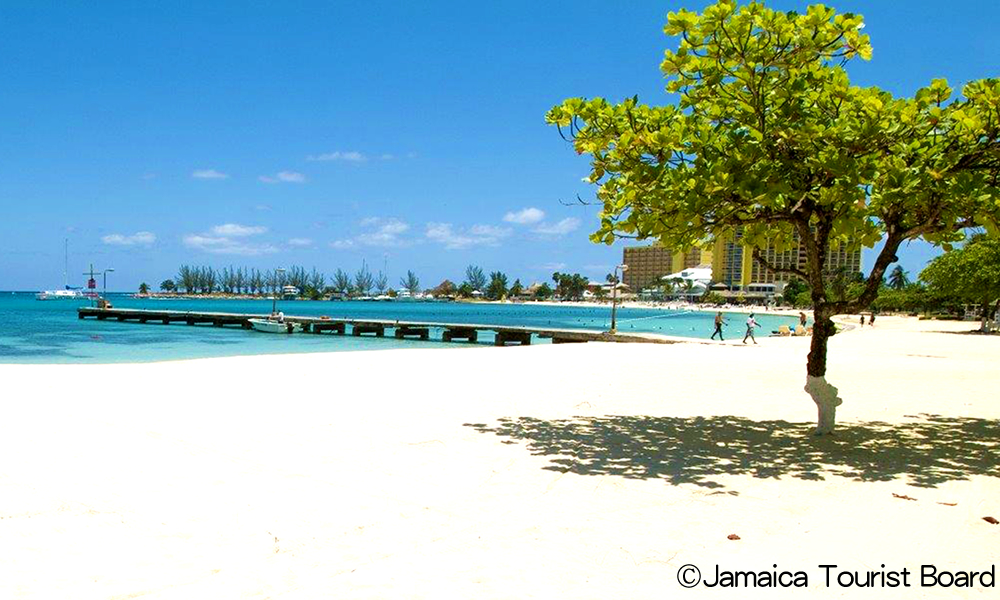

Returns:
78,307,680,346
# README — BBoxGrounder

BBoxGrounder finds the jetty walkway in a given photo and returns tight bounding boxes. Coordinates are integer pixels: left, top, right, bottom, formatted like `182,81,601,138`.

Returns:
78,307,679,346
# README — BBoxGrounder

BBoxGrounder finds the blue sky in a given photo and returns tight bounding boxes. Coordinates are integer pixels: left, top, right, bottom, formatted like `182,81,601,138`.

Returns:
1,1,997,291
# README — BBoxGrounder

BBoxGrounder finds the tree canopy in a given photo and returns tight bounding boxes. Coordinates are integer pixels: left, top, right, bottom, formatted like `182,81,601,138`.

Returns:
921,235,1000,327
547,0,1000,433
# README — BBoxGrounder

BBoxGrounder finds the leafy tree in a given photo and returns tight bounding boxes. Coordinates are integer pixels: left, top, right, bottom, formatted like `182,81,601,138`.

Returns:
782,279,809,306
456,282,475,298
921,236,1000,330
138,282,149,295
431,279,457,297
533,283,554,299
400,270,421,296
159,279,176,292
486,271,508,300
888,265,910,290
547,1,1000,433
465,265,488,292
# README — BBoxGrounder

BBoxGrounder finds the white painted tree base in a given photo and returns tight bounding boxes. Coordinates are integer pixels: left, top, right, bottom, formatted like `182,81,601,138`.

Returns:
805,375,843,435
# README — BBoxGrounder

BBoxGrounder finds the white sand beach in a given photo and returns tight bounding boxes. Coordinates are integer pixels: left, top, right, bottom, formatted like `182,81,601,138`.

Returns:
1,316,997,598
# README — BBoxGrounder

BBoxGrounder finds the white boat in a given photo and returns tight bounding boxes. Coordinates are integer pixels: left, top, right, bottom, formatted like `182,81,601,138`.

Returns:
37,240,92,300
249,318,300,334
36,288,89,301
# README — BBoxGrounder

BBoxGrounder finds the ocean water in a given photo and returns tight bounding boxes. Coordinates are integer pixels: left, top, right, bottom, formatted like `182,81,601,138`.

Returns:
0,293,798,364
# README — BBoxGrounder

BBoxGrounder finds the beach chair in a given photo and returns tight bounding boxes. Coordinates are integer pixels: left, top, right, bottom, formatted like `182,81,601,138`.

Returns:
778,325,792,336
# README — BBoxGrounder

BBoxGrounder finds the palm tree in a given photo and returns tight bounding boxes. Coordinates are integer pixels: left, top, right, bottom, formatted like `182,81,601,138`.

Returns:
888,265,910,290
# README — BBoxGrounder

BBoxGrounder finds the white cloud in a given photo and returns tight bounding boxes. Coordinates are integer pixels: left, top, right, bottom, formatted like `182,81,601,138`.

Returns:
331,218,411,249
260,171,306,184
183,235,277,256
503,207,545,225
307,151,367,162
210,223,267,237
183,223,275,256
191,169,229,179
540,262,567,271
287,237,314,247
102,231,156,246
533,217,581,235
426,222,511,250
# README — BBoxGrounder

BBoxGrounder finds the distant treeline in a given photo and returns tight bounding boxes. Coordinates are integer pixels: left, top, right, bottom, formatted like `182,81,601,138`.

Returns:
154,264,594,301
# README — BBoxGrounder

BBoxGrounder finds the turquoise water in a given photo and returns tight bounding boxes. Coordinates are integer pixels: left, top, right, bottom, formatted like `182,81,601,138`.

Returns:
0,293,797,364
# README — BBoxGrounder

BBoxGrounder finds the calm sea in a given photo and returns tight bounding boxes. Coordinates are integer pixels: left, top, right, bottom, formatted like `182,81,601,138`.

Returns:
0,293,797,363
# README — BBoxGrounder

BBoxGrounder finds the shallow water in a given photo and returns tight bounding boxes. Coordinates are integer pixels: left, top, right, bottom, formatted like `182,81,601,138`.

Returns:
0,293,796,363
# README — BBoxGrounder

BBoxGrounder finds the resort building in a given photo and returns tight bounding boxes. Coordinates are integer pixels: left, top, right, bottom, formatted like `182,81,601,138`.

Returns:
621,245,712,290
624,232,862,296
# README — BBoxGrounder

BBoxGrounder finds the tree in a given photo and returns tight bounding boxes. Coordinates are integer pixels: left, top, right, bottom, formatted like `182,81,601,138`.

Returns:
332,269,352,296
888,265,910,290
465,265,488,292
509,279,524,298
400,270,420,296
354,264,374,297
921,236,1000,330
547,1,1000,433
533,283,554,299
552,272,588,300
431,280,456,297
782,279,809,306
159,279,176,293
138,282,149,295
456,282,475,298
486,271,508,300
374,271,389,295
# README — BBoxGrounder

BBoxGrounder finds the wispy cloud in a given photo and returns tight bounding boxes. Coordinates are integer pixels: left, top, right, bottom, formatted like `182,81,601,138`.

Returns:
287,237,314,247
307,151,367,162
191,169,229,180
533,217,581,236
425,222,511,250
259,171,306,184
102,231,156,246
210,223,267,237
539,262,567,271
183,223,276,256
331,217,411,249
503,207,545,225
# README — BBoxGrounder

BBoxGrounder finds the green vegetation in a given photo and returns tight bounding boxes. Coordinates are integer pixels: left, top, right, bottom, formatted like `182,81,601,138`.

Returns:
547,0,1000,433
551,272,588,300
400,270,421,296
486,271,509,300
921,236,1000,329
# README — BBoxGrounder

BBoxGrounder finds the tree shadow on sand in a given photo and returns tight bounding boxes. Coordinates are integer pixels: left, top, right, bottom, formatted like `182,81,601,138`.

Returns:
465,414,999,489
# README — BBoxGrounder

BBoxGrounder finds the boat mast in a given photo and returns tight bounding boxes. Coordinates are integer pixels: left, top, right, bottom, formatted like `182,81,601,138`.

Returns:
64,238,69,289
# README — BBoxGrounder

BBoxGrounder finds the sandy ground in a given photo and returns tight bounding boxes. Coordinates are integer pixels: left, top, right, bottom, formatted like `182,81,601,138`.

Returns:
1,316,997,598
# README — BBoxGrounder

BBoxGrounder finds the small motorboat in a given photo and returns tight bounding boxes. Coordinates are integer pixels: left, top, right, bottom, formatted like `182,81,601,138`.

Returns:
249,317,300,334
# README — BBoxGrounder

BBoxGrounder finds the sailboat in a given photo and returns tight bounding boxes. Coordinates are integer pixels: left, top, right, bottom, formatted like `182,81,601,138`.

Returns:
36,240,89,300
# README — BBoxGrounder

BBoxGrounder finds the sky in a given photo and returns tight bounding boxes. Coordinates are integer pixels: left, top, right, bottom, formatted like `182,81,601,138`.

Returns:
1,1,997,291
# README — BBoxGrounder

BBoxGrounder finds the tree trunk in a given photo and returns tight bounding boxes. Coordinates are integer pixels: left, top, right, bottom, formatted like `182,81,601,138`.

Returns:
805,310,842,435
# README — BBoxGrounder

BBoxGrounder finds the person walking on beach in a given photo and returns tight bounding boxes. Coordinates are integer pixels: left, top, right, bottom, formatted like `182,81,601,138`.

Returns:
799,311,808,329
743,313,758,344
711,311,727,340
860,314,865,327
869,312,875,327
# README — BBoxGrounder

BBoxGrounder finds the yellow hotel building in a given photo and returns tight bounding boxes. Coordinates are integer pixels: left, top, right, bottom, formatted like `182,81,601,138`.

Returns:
623,233,861,292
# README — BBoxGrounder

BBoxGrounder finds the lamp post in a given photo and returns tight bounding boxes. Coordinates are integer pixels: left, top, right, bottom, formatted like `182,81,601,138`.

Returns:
102,268,114,307
609,264,628,334
271,267,286,315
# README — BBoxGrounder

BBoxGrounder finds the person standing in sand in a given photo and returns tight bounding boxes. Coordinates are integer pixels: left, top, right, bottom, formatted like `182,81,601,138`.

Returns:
743,313,758,344
711,311,727,340
860,314,865,327
799,312,808,329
